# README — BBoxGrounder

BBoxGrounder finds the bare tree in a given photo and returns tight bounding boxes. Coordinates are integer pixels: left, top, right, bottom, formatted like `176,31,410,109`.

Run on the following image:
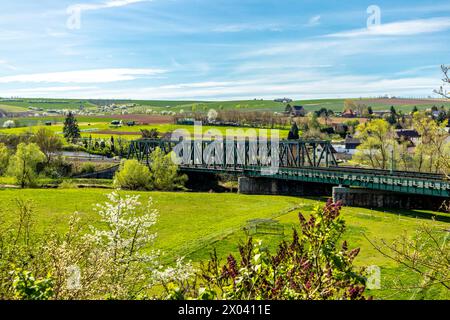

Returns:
366,223,449,299
434,65,450,99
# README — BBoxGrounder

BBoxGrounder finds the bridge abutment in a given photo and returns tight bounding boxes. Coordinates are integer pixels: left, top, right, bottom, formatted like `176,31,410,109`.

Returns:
238,178,446,210
332,187,447,210
238,177,331,196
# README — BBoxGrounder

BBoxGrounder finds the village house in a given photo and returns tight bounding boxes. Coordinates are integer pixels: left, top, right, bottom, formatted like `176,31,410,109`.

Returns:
284,105,306,117
344,135,361,155
342,109,356,118
395,129,420,147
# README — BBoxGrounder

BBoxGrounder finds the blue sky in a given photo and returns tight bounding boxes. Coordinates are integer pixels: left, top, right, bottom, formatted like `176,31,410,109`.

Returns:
0,0,450,100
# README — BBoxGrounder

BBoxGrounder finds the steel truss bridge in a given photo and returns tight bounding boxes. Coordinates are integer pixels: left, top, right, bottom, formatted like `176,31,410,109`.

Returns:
127,139,450,198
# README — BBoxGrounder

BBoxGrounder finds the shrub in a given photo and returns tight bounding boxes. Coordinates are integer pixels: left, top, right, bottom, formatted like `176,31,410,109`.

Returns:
79,162,96,174
2,120,15,128
58,180,77,189
8,143,46,188
0,192,191,300
113,159,152,190
11,269,54,300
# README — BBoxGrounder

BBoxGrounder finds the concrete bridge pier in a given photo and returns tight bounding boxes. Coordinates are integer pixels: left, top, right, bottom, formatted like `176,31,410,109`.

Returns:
238,177,332,196
238,178,447,210
332,186,447,210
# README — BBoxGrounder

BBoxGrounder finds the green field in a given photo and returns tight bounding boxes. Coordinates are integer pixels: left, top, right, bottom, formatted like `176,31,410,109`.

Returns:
0,104,29,113
0,188,448,299
0,122,290,140
0,99,97,110
1,98,449,115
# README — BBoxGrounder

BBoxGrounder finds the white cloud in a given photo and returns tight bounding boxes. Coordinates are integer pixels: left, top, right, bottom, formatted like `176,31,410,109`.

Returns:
0,59,17,71
0,68,166,84
212,23,282,33
242,40,339,57
327,17,450,38
3,72,439,101
14,86,97,93
307,15,321,27
69,0,149,12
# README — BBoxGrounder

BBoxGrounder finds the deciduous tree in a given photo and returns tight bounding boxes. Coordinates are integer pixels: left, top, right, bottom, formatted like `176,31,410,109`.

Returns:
0,143,10,176
353,119,396,170
33,128,63,164
8,143,46,188
149,147,187,191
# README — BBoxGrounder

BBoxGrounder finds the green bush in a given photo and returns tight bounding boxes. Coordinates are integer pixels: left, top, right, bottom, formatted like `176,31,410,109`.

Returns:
80,162,96,174
58,180,78,189
12,269,54,300
113,159,152,190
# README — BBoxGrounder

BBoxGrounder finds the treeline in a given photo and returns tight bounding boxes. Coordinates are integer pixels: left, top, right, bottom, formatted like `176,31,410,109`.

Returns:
174,110,292,129
353,113,450,174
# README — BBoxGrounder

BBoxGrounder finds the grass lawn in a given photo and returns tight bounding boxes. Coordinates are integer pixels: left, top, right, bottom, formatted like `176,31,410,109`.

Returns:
0,188,448,299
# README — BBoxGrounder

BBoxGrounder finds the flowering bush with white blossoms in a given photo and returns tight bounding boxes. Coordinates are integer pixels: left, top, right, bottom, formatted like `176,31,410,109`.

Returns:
83,192,160,298
0,192,196,300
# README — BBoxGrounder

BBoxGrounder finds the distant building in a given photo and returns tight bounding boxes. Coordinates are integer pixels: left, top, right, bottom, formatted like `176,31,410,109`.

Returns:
331,123,348,134
342,109,356,118
344,135,361,151
372,110,390,117
274,98,293,103
285,105,306,117
395,129,421,147
432,110,446,119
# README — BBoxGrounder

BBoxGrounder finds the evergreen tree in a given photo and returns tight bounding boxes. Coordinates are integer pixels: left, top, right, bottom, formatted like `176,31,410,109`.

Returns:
63,112,81,143
390,105,397,115
110,136,115,153
288,122,300,140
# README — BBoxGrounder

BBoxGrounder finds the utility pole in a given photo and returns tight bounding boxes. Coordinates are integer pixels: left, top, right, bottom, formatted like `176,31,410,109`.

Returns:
390,144,395,174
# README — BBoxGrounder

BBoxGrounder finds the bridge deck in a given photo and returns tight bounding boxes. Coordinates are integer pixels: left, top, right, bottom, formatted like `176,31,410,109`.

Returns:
179,165,450,198
127,138,450,198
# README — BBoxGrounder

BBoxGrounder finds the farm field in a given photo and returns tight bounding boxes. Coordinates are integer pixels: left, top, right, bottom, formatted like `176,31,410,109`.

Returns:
0,122,290,140
1,97,450,115
0,188,448,300
0,104,29,113
0,99,97,110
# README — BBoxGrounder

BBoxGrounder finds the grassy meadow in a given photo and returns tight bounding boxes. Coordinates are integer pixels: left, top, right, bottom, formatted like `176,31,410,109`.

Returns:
2,98,450,115
0,121,291,140
0,188,448,300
